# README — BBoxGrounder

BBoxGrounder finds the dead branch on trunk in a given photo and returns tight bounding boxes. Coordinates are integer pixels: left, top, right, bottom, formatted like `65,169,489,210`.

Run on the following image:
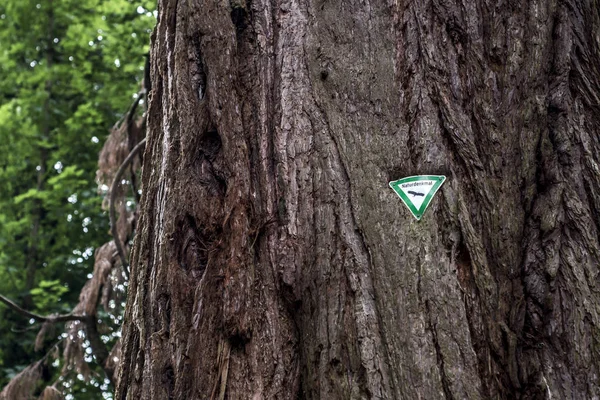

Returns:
109,138,146,276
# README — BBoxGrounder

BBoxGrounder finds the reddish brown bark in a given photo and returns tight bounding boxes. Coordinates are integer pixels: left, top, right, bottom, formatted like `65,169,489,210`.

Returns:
117,0,600,398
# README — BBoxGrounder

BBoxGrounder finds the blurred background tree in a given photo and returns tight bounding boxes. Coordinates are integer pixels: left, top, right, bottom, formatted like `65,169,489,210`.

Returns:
0,0,154,397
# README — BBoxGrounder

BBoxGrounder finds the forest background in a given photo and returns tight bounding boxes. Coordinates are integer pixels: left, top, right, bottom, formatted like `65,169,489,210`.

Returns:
0,0,154,398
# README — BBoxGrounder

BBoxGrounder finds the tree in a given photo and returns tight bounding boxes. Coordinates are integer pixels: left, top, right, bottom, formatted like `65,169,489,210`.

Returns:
117,0,600,398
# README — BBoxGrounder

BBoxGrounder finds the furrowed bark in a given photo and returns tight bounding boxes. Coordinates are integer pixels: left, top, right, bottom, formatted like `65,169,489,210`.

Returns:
117,0,600,399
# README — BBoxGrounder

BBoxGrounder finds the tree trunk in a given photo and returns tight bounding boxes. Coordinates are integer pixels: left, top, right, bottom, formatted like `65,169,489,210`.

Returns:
116,0,600,398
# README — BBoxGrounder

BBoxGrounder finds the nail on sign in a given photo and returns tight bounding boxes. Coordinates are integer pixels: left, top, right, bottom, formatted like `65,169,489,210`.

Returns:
389,175,446,220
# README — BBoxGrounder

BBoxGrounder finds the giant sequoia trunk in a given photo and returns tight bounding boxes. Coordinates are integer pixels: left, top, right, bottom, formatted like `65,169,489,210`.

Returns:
116,0,600,398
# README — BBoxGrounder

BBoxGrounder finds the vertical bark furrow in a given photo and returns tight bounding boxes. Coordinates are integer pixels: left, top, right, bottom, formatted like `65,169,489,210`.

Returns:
425,299,455,400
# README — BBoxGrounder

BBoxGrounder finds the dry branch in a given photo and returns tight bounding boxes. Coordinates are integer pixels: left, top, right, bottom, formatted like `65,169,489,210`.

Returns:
0,293,86,323
109,138,146,276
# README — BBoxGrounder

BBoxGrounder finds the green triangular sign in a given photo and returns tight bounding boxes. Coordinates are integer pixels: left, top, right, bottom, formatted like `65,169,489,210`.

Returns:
389,175,446,220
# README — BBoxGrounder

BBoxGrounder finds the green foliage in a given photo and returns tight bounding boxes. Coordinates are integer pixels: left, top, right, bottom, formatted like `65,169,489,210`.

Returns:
30,280,69,312
0,0,155,396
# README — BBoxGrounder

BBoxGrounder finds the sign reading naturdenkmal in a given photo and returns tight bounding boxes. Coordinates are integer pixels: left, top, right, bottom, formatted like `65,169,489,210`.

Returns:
389,175,446,220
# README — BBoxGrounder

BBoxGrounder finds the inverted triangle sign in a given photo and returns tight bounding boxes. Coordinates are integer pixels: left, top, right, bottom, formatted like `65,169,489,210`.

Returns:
389,175,446,220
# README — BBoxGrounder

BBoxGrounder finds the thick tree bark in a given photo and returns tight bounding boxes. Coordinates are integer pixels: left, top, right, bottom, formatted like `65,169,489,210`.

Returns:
117,0,600,399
